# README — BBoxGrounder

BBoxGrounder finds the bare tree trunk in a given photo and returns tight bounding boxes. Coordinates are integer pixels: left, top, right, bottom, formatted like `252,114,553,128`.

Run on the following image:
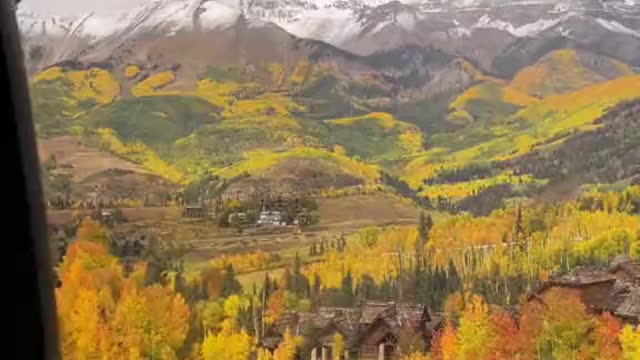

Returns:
397,248,403,302
253,298,261,343
260,273,268,339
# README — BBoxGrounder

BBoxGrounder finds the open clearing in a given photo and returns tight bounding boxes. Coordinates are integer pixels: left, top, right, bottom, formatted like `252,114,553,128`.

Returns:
50,194,422,261
318,195,420,227
38,136,148,181
180,195,423,265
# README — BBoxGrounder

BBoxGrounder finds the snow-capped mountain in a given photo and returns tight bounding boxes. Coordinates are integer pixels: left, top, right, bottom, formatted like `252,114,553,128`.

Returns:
16,0,640,74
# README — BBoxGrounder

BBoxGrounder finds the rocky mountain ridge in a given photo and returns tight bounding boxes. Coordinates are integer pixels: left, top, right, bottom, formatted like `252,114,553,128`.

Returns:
18,0,640,75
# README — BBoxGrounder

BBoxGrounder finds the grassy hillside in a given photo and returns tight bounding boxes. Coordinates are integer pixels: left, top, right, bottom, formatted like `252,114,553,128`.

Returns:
30,67,120,136
82,96,220,147
325,112,424,161
404,75,640,188
511,49,635,97
447,80,538,126
38,65,389,191
213,147,380,184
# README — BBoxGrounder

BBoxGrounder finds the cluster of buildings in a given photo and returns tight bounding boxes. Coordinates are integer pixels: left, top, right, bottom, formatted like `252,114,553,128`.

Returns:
257,210,287,226
262,301,442,360
260,257,640,360
183,202,312,227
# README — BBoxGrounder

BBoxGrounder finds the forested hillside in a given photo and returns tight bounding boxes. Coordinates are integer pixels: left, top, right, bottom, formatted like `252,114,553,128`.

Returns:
31,50,640,211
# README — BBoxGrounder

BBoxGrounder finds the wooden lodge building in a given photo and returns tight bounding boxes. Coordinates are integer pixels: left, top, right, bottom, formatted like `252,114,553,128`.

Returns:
183,204,208,219
262,301,442,360
529,255,640,325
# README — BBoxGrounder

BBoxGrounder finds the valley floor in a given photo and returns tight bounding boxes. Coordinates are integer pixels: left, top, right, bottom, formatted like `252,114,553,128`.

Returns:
48,194,428,274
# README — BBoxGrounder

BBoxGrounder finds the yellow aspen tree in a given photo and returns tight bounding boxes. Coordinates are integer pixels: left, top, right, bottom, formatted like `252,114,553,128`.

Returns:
620,325,640,360
201,328,253,360
332,333,345,360
402,353,429,360
257,348,275,360
456,295,494,360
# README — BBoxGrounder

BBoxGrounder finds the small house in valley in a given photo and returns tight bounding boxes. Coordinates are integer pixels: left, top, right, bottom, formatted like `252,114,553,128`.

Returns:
257,211,285,226
100,210,114,226
183,205,208,219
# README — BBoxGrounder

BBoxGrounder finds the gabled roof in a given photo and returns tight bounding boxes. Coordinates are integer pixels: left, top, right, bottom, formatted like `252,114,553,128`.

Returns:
397,303,430,327
312,307,365,346
424,312,444,335
361,301,396,324
332,309,362,337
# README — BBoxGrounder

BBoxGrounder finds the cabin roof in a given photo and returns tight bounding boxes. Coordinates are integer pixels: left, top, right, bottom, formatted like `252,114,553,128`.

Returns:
273,311,302,336
425,312,444,334
611,259,640,280
612,255,634,268
361,301,396,324
397,303,430,326
548,268,616,287
282,301,430,348
609,281,640,321
185,205,205,210
530,262,640,324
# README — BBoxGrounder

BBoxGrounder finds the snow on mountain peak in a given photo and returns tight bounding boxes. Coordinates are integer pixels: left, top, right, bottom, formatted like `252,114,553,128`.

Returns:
471,13,569,37
16,0,640,60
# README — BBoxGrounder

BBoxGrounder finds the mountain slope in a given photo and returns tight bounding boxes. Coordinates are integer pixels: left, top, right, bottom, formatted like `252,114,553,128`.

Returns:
508,99,640,189
403,74,640,188
23,1,640,209
511,49,635,97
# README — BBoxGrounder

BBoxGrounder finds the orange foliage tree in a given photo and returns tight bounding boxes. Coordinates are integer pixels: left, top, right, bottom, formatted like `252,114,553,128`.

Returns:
593,312,623,360
489,311,520,360
56,239,190,359
265,290,286,325
430,320,458,360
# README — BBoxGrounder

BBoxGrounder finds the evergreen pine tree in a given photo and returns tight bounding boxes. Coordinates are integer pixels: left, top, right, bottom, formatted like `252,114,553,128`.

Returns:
417,211,434,270
341,271,354,306
515,205,525,249
447,259,460,294
222,264,242,297
293,252,301,274
282,267,293,293
418,211,428,247
311,273,321,307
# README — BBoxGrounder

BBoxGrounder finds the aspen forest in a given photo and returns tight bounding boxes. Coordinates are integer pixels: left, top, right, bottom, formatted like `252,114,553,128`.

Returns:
19,0,640,358
54,186,640,359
